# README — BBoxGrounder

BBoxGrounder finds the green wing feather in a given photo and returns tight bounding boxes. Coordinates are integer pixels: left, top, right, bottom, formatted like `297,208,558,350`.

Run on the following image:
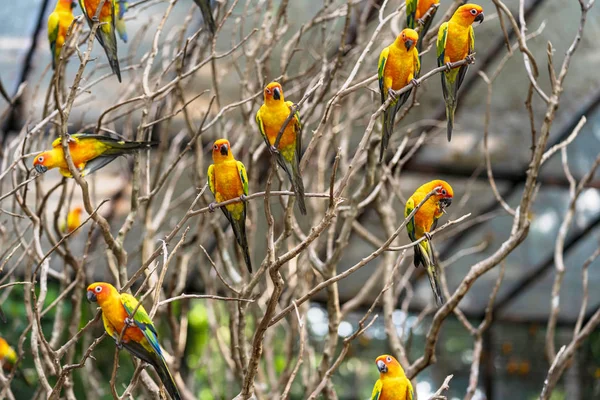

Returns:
377,47,388,106
207,164,216,195
120,293,161,355
370,380,382,400
406,0,418,29
236,161,248,196
48,13,60,69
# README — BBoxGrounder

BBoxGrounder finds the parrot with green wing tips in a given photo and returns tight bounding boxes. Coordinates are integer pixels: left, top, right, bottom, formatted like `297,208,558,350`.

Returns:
48,0,76,69
437,3,484,141
371,354,413,400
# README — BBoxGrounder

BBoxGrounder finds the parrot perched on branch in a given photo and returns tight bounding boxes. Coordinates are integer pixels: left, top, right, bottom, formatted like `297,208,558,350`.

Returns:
48,0,76,69
78,0,122,81
86,282,181,400
406,0,438,51
115,0,128,42
193,0,217,35
33,133,158,177
371,354,413,400
405,179,453,306
437,3,484,141
208,139,253,273
256,82,307,215
378,28,420,161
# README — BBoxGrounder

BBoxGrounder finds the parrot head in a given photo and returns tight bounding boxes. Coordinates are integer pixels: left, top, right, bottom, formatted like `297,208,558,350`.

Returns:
396,28,419,52
264,81,284,104
86,282,118,305
212,138,234,162
430,179,453,210
375,355,406,377
33,151,55,174
456,4,484,25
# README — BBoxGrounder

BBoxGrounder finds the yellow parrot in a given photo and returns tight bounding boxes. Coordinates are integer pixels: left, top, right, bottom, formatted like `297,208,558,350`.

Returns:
405,179,453,306
48,0,76,69
378,28,420,161
208,139,252,273
406,0,439,50
371,354,413,400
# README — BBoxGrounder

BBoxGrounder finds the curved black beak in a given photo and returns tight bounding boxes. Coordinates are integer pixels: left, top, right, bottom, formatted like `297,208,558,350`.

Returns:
376,360,388,373
220,144,229,156
440,198,452,208
475,13,484,24
273,87,281,101
34,164,48,174
86,291,97,303
404,39,415,51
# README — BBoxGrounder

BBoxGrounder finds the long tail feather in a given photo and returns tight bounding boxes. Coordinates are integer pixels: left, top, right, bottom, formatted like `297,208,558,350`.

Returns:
425,264,445,307
441,71,456,142
291,157,307,215
223,210,252,273
415,240,445,306
152,355,182,400
194,0,216,35
96,26,121,82
446,101,455,141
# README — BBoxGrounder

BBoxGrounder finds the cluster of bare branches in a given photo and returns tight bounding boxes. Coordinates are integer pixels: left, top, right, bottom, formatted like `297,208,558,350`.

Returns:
0,0,598,399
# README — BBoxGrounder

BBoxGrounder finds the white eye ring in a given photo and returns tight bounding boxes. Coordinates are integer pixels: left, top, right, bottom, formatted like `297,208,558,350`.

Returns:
38,156,44,162
470,9,477,15
94,286,102,293
386,356,392,362
441,189,447,195
266,89,271,94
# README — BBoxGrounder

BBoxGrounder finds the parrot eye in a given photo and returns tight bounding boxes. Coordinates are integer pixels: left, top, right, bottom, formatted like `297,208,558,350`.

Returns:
94,286,102,293
37,156,44,162
470,9,478,15
441,189,447,195
386,356,392,363
265,88,271,95
213,144,218,150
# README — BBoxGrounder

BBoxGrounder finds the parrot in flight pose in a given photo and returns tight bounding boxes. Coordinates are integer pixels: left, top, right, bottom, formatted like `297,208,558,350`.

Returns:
371,354,413,400
405,179,453,306
87,282,181,400
208,139,252,273
256,82,307,215
406,0,439,51
78,0,122,81
378,28,420,161
193,0,217,35
115,0,128,42
48,0,76,69
33,133,158,177
437,3,484,141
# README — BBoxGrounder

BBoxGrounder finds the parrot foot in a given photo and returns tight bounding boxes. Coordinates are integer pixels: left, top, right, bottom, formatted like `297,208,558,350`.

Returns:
269,145,280,155
410,79,420,88
445,62,454,72
208,202,217,213
387,88,398,101
417,17,425,27
239,194,247,202
124,317,134,327
91,16,100,24
115,339,124,349
465,54,475,64
424,232,433,241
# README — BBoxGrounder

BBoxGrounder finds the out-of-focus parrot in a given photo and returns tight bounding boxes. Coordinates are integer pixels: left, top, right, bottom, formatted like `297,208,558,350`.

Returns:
48,0,76,69
33,133,158,178
437,3,484,141
256,82,307,215
78,0,122,81
115,0,128,42
61,206,84,233
86,282,181,400
406,0,439,51
378,28,420,161
208,139,252,273
405,179,453,306
193,0,216,35
0,337,17,373
371,354,413,400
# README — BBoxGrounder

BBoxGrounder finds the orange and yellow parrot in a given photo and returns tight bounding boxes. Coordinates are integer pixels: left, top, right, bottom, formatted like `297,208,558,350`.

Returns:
256,82,307,215
61,206,84,233
371,355,413,400
87,282,181,400
378,28,420,161
115,0,128,42
78,0,122,81
208,139,252,273
48,0,76,69
405,179,453,306
437,3,484,141
406,0,439,51
0,337,17,373
33,133,157,177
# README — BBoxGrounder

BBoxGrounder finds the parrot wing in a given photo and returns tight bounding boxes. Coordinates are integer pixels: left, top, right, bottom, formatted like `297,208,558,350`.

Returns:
407,380,414,400
115,1,128,42
436,22,448,79
120,294,161,355
377,46,389,105
255,109,294,182
413,47,421,78
285,101,307,215
207,164,216,195
236,161,249,196
285,100,303,163
370,379,382,400
48,12,60,69
406,0,418,29
80,155,120,176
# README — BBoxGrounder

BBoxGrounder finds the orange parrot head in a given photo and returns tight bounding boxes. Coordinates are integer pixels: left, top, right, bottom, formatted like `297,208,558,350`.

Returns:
396,28,419,52
86,282,118,306
430,179,454,210
263,81,284,104
456,4,484,25
375,355,406,377
212,139,234,163
33,151,55,174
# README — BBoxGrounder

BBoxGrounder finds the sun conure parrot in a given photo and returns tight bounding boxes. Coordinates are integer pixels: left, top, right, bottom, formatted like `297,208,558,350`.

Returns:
0,337,17,373
115,0,128,42
61,206,84,233
405,179,453,306
48,0,76,69
437,3,484,141
371,354,413,400
33,133,158,178
406,0,439,51
378,28,420,162
193,0,216,35
78,0,122,81
256,82,307,215
208,139,252,273
86,282,181,400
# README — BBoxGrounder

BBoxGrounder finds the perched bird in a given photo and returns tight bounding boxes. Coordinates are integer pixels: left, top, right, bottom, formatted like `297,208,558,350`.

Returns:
437,3,484,141
193,0,216,35
86,282,181,400
0,337,17,373
33,133,158,177
115,0,128,42
406,0,439,51
78,0,122,81
61,206,84,233
48,0,76,69
208,139,252,273
256,82,307,215
371,354,413,400
405,179,453,306
378,28,420,161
